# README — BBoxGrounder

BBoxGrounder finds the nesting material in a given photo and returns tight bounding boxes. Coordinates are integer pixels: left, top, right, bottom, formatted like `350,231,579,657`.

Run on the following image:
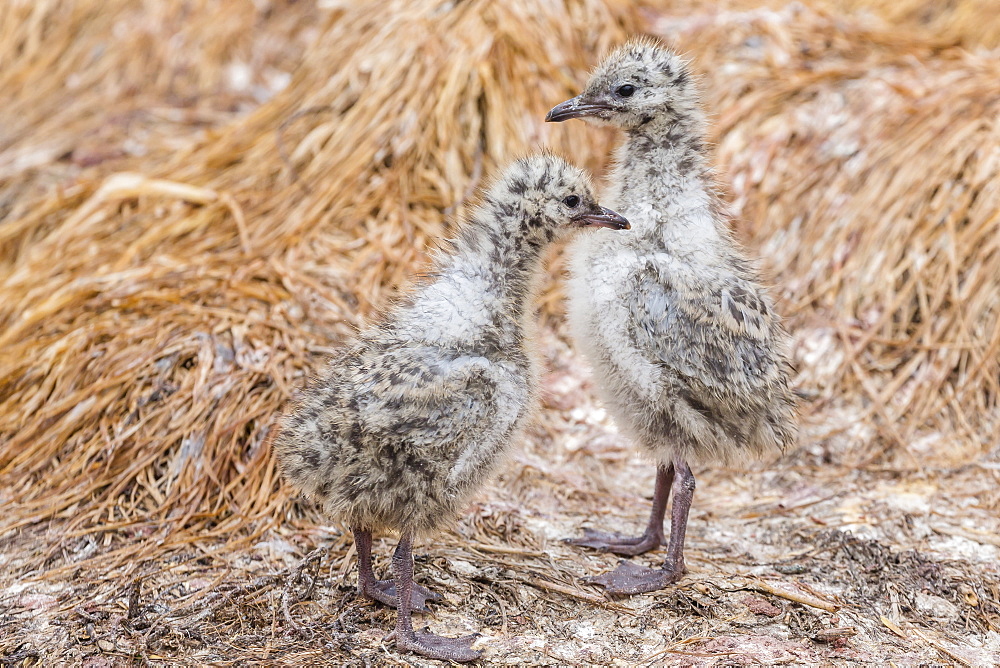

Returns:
2,0,1000,663
824,0,1000,48
649,3,1000,465
647,0,1000,49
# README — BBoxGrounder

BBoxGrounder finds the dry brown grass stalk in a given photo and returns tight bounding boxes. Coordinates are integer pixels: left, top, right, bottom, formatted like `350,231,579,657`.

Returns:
645,3,1000,466
3,1,1000,663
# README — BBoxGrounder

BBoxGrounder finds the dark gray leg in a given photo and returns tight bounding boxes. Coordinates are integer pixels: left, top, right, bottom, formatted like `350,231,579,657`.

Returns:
663,460,695,575
391,533,482,662
567,463,674,556
352,527,440,611
354,527,379,597
583,459,696,595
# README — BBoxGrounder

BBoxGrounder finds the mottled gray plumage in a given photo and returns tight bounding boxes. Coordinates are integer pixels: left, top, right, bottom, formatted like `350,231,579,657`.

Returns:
547,39,797,594
274,154,627,661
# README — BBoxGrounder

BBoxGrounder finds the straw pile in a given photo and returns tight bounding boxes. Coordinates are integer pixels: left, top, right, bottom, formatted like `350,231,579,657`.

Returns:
644,3,1000,466
825,0,1000,48
2,0,999,663
1,0,639,567
652,0,1000,48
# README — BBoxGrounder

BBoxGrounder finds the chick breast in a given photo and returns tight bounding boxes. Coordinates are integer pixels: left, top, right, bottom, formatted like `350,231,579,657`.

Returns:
569,234,797,468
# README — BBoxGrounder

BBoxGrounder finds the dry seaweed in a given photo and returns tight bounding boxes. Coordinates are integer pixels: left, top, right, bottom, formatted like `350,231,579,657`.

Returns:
646,2,1000,467
2,0,999,665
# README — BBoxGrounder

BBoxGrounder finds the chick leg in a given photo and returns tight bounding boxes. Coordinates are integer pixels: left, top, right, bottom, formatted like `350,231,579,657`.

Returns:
353,527,441,612
391,533,482,662
566,464,673,556
583,459,695,595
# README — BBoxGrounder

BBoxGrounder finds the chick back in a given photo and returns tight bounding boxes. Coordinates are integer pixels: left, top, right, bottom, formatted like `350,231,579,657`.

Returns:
275,337,532,536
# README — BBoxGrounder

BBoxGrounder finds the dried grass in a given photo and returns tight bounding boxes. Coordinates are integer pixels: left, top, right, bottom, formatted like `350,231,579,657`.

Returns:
645,3,1000,466
0,0,639,565
826,0,1000,49
2,0,1000,663
649,0,1000,49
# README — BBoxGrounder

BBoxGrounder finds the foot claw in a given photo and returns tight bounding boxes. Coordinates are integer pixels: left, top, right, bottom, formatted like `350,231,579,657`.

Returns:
565,527,662,556
365,580,441,611
582,560,683,595
396,629,482,662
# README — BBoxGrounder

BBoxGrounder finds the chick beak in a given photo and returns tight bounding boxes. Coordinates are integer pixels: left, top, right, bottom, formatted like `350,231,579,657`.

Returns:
545,94,612,122
572,207,630,230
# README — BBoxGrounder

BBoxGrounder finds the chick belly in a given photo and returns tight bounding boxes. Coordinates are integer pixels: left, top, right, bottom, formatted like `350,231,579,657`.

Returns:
568,264,790,468
590,372,742,468
567,275,673,460
567,252,662,393
326,448,463,536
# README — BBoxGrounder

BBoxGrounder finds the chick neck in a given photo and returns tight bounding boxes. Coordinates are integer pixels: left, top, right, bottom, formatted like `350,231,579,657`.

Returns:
606,109,716,244
452,197,550,314
400,199,550,353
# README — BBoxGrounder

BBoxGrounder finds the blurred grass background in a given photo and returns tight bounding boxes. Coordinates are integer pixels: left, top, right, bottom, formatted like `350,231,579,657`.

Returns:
1,0,998,662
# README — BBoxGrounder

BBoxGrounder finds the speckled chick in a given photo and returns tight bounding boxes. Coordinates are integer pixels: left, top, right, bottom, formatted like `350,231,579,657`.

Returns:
274,154,628,662
546,40,797,595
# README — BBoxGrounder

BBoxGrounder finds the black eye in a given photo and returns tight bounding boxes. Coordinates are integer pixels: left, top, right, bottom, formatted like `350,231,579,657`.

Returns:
616,84,636,97
563,195,580,208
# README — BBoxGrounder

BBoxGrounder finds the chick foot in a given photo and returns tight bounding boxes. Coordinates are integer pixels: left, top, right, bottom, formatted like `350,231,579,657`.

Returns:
391,533,483,661
396,628,482,663
583,559,683,595
565,527,662,556
353,526,441,611
566,464,673,556
365,579,441,612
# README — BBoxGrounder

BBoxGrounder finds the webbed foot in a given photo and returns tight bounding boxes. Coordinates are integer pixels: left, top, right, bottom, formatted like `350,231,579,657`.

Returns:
363,579,441,612
565,527,662,556
582,559,683,595
396,628,482,662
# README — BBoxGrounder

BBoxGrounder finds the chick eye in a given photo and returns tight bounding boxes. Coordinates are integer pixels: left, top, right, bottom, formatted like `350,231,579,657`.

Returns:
616,84,636,98
563,195,580,208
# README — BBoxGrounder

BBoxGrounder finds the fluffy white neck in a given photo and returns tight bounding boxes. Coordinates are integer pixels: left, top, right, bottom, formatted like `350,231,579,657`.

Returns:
603,118,723,252
395,206,547,351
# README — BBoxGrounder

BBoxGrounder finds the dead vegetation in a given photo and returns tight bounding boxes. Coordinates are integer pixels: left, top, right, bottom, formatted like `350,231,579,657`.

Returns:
651,3,1000,468
1,0,998,665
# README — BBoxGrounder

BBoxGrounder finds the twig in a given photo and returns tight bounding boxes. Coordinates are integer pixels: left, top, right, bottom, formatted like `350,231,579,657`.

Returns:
525,577,634,614
813,626,857,643
884,617,972,667
468,542,547,558
636,638,734,665
932,524,1000,548
281,547,324,634
909,626,972,667
281,587,304,634
732,577,840,612
879,615,906,638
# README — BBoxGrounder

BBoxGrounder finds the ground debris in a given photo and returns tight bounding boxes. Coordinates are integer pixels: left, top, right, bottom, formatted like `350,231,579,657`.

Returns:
3,0,1000,665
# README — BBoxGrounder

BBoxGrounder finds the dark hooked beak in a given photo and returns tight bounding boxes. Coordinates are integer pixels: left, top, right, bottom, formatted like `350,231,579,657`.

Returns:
572,207,630,230
545,95,613,122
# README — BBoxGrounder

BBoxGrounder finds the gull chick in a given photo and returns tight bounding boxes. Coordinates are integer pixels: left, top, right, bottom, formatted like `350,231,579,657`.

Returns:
546,40,797,595
274,155,628,661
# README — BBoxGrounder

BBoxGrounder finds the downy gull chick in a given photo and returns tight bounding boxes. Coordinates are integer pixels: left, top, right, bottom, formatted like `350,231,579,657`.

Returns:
275,154,629,660
546,40,797,595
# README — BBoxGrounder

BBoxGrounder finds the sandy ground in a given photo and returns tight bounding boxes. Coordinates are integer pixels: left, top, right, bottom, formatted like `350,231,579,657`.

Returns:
3,1,999,665
3,325,999,666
